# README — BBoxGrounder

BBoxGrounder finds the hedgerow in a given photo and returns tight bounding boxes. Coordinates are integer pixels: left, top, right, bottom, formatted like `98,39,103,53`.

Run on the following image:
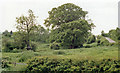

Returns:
25,57,120,72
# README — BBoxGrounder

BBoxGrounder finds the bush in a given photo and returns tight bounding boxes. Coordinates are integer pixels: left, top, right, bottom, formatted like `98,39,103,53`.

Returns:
25,57,120,72
84,44,91,48
30,42,37,51
87,35,96,44
53,50,66,55
100,40,109,46
12,48,22,53
3,40,15,52
19,50,35,62
2,56,11,61
50,42,60,50
96,36,110,46
2,60,9,68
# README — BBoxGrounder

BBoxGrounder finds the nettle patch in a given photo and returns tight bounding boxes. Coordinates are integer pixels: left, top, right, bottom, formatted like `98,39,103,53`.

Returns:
25,57,120,72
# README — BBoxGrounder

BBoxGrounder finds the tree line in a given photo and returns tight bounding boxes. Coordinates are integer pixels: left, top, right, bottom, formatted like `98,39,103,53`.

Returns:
2,3,119,52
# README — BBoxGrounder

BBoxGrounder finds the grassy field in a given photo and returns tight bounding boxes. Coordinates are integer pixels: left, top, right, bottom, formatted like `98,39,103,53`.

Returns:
2,42,118,71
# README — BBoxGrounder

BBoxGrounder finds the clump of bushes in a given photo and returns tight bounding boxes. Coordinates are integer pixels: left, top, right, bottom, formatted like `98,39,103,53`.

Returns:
84,44,91,48
53,50,66,55
2,38,37,52
50,42,60,50
30,42,37,51
96,36,110,46
87,35,96,44
25,57,120,72
18,50,35,62
2,40,15,52
2,60,9,68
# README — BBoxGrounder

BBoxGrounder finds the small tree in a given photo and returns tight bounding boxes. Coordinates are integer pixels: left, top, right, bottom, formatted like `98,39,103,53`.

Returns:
3,30,11,37
16,9,37,50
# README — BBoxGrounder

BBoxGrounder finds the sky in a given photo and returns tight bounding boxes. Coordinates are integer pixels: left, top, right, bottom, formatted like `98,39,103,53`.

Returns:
0,0,119,35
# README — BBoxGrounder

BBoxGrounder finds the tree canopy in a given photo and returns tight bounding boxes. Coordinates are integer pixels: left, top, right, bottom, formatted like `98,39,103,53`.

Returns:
16,9,38,50
45,3,94,49
50,20,92,48
44,3,88,29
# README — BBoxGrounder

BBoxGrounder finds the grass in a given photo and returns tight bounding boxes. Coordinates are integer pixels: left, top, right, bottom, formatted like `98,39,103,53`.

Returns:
3,64,27,71
2,43,118,71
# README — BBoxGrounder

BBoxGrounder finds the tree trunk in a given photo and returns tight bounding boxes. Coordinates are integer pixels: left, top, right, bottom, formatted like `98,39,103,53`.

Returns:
26,24,31,50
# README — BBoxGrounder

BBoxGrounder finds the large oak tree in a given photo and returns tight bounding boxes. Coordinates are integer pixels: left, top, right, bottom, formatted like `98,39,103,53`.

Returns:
45,3,94,49
44,3,88,29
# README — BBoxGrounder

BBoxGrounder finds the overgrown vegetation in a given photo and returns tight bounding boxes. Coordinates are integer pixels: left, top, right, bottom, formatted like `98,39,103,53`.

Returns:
1,3,120,72
25,57,120,72
45,3,94,49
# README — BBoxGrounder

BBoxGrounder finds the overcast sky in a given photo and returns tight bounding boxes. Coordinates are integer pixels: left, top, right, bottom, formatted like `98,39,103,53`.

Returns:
0,0,119,35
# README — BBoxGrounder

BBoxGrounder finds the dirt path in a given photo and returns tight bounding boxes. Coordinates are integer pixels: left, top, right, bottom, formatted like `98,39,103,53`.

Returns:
16,63,27,65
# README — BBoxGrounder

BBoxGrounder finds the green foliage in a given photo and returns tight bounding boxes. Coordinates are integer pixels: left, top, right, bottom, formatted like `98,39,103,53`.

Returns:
18,51,35,62
30,25,49,43
117,28,120,40
101,30,109,37
49,20,93,49
87,35,96,44
101,28,120,42
108,28,120,41
2,39,15,52
45,3,94,49
12,48,22,53
96,36,109,46
2,60,9,68
50,42,60,50
30,42,37,51
2,30,11,37
44,3,88,29
53,50,66,55
13,31,27,49
84,44,91,48
16,9,38,50
25,57,120,72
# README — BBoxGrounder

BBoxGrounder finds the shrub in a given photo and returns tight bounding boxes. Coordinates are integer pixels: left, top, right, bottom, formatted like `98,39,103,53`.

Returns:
96,36,110,46
87,35,96,44
25,57,120,72
2,56,11,61
19,50,35,62
50,42,60,50
3,41,14,52
30,42,37,51
84,44,91,48
100,40,109,46
2,60,9,68
12,48,22,53
53,50,66,55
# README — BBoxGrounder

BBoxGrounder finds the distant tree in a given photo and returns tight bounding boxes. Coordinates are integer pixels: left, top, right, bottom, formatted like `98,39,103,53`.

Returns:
44,3,88,29
108,28,120,41
3,30,11,37
116,28,120,40
16,9,37,50
46,3,94,49
13,31,27,49
30,25,49,43
49,20,93,49
101,30,108,37
10,31,13,35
